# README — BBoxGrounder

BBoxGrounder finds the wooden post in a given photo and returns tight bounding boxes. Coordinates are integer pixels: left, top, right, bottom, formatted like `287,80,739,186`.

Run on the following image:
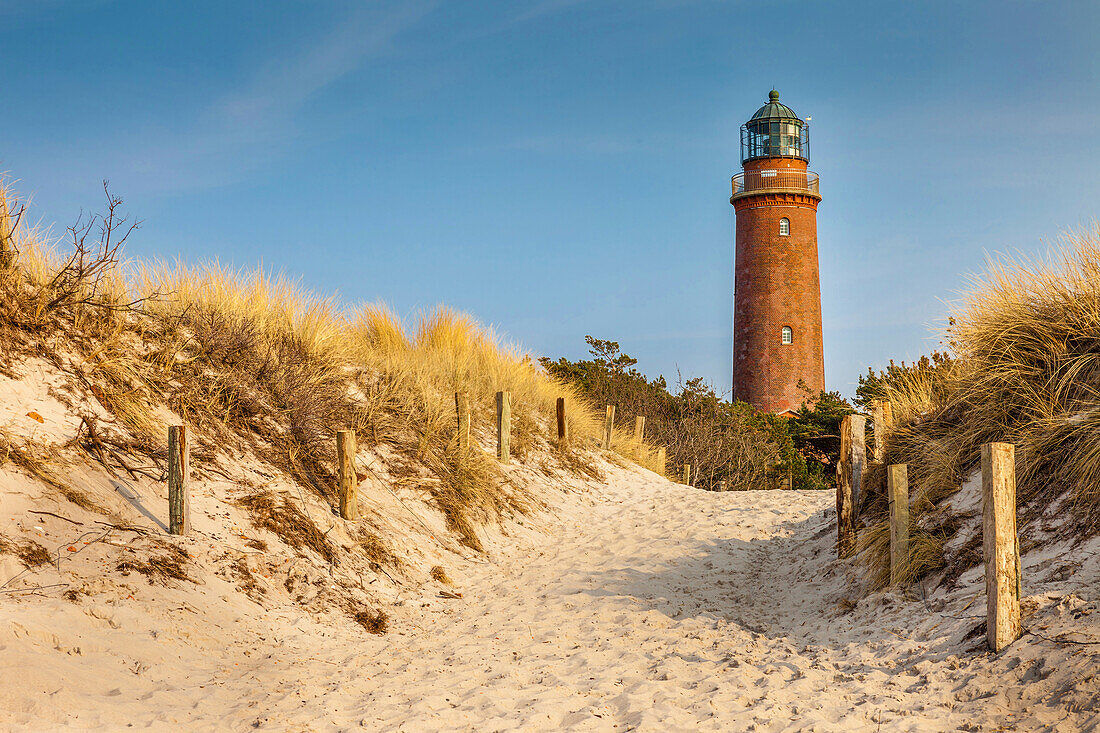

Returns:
337,429,358,520
657,447,666,476
836,414,865,559
455,391,470,451
167,425,190,535
0,194,13,268
847,414,867,509
555,397,567,442
603,405,615,449
633,415,645,442
873,400,893,462
887,463,909,586
982,442,1021,653
682,463,691,485
496,391,511,464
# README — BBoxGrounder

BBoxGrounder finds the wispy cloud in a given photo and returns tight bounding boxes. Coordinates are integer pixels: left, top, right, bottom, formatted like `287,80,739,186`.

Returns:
62,2,435,194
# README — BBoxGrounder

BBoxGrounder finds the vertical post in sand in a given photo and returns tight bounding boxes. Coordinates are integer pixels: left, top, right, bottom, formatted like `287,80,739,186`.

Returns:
887,464,909,586
337,429,358,520
634,415,645,442
873,400,893,462
167,425,190,535
555,397,567,442
682,463,691,486
455,391,470,452
982,442,1021,653
603,405,615,449
495,391,511,464
836,414,864,558
657,447,666,476
0,195,13,268
848,414,867,509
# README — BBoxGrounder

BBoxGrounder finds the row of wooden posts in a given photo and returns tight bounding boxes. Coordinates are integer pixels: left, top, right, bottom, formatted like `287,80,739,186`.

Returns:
838,402,1021,653
165,392,685,540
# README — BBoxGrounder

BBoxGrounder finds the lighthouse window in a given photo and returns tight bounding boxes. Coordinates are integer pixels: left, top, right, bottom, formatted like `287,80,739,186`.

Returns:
781,326,793,345
779,218,790,236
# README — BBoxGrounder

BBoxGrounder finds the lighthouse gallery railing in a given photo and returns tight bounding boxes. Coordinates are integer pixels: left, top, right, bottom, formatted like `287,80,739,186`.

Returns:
732,169,820,196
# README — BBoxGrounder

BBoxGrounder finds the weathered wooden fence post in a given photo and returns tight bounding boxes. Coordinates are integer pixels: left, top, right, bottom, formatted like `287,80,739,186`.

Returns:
555,396,567,441
873,400,893,462
887,463,909,586
0,195,14,268
337,429,358,520
603,405,615,449
168,425,190,535
836,414,865,558
682,463,691,486
496,391,511,464
634,415,645,442
982,442,1021,653
455,391,470,451
657,447,666,476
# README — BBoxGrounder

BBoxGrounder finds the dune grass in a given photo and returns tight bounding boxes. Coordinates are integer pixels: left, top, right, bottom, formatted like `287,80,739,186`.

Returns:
0,182,663,554
860,227,1100,587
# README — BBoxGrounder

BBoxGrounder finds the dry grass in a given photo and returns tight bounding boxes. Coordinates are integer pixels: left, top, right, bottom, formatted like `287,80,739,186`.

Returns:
861,227,1100,587
352,608,389,635
0,181,664,566
0,534,52,568
429,565,454,586
235,490,336,564
116,544,192,585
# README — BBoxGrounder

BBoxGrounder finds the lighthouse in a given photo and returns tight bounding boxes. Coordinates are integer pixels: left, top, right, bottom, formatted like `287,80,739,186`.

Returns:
730,90,824,415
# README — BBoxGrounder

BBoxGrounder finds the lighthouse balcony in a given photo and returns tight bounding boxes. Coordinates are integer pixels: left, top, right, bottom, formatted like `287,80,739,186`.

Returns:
731,169,820,199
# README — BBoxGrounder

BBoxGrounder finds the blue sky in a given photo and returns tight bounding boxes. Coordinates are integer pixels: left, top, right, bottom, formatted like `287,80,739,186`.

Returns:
4,1,1099,398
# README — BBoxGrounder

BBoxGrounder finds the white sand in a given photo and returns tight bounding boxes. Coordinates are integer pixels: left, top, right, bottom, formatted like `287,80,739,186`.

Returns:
4,457,1100,731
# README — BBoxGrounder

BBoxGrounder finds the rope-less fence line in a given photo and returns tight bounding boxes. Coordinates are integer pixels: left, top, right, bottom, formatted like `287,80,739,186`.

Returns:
837,400,1022,654
166,393,674,532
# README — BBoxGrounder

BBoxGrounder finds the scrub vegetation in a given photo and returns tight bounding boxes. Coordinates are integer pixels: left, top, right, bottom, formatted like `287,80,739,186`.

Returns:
541,337,853,490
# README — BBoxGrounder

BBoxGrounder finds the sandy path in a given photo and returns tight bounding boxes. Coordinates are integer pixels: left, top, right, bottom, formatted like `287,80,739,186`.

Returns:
216,468,1100,731
6,466,1100,731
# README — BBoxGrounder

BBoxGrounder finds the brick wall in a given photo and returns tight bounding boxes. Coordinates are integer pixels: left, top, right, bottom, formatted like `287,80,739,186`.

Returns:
731,159,824,414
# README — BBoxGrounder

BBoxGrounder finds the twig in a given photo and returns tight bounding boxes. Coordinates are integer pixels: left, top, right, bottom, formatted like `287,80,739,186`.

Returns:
29,510,83,526
1025,628,1100,646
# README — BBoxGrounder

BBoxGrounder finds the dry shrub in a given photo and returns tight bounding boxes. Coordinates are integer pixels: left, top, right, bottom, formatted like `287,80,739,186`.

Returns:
429,565,454,586
861,227,1100,587
236,491,336,563
358,530,398,570
352,608,389,634
0,534,52,568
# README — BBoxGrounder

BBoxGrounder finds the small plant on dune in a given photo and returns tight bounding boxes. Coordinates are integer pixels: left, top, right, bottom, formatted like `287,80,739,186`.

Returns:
429,565,454,586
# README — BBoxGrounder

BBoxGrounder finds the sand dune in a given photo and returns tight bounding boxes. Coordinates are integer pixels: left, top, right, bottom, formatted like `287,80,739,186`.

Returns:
3,463,1100,730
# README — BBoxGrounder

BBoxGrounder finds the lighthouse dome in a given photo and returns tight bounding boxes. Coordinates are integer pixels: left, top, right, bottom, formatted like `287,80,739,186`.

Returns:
741,90,809,163
748,90,802,123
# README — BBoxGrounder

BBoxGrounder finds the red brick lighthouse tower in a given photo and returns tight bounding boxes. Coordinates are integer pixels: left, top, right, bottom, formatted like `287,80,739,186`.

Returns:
731,90,824,415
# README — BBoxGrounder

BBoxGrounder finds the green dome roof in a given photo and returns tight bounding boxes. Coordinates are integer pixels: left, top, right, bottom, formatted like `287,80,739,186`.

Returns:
748,90,802,124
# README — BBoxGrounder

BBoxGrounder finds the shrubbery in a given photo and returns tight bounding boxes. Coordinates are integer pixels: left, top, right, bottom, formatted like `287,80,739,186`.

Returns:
541,337,849,490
